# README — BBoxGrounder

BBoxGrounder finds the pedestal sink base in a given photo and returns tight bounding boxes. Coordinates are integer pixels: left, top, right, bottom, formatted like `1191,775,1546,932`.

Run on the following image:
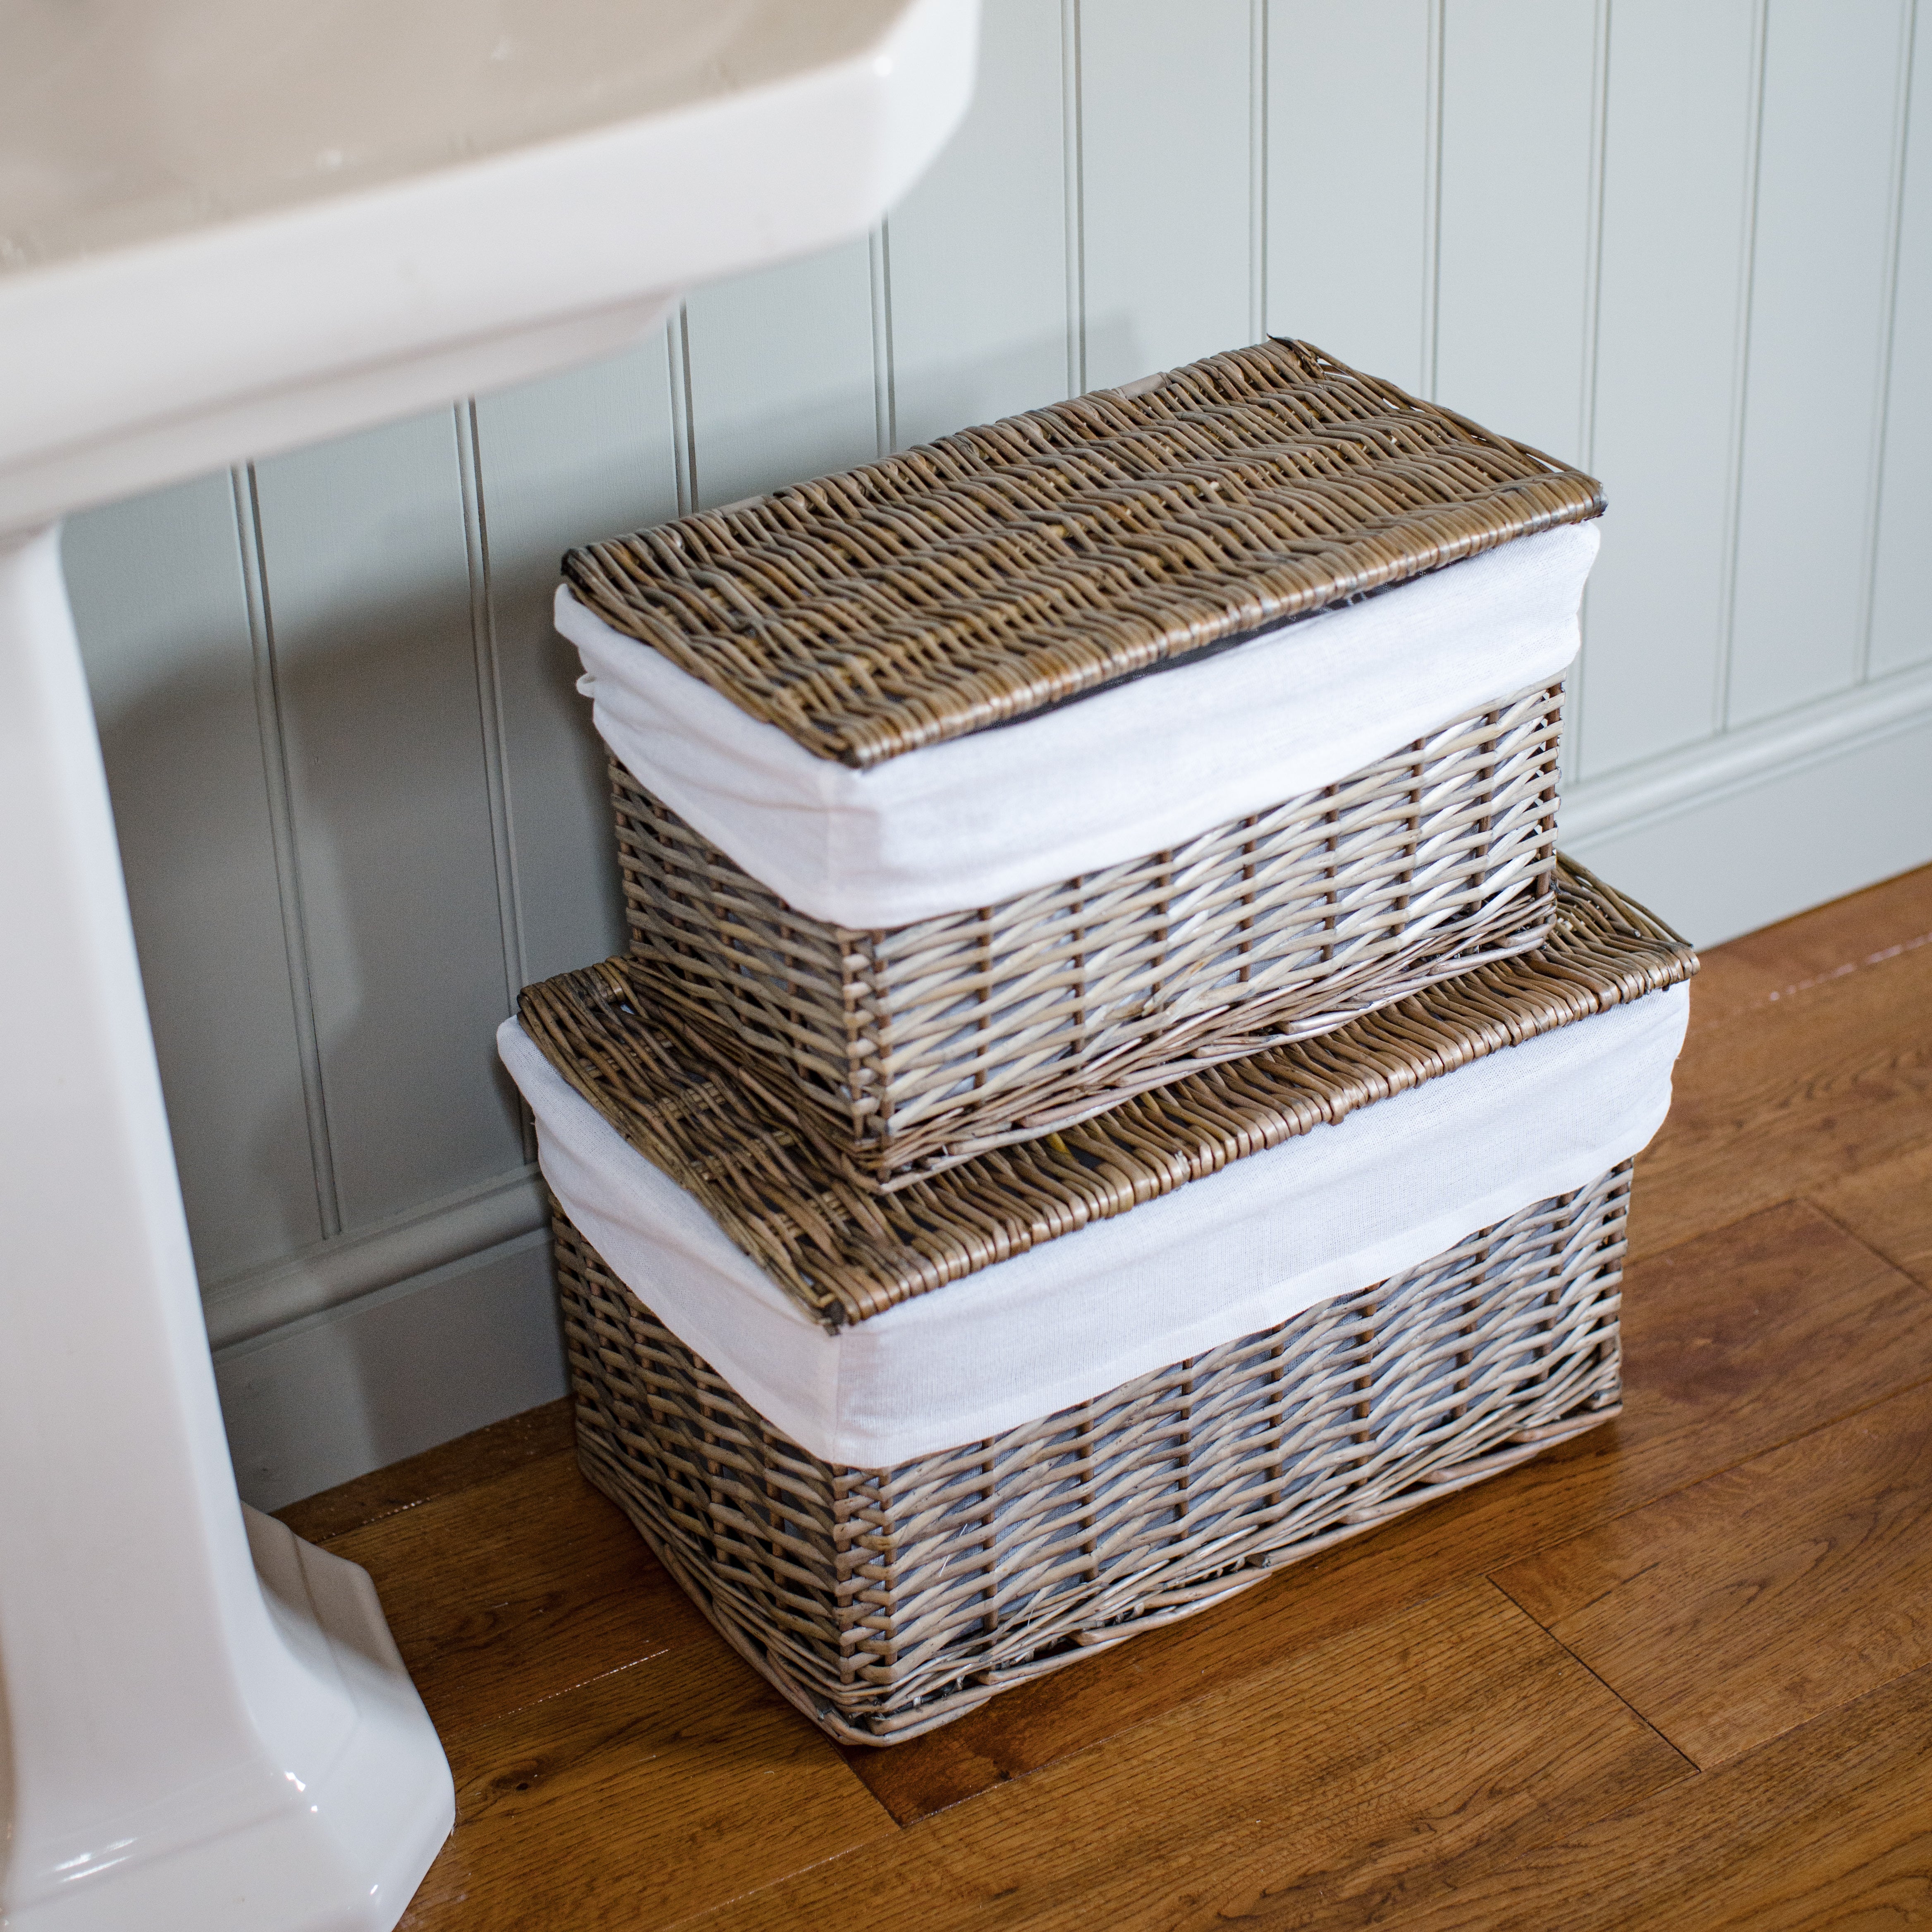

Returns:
8,1512,453,1932
0,526,451,1932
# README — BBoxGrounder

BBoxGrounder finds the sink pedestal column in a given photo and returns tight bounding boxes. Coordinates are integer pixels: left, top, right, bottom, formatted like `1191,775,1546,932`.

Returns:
0,523,452,1932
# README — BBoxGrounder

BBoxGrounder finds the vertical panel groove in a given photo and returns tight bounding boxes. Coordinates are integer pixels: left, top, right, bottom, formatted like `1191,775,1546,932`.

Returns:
455,399,536,1161
870,224,899,455
233,463,342,1240
1063,0,1087,395
1570,0,1614,784
1857,0,1921,685
1249,0,1268,344
670,305,698,515
1422,0,1446,399
1715,0,1770,734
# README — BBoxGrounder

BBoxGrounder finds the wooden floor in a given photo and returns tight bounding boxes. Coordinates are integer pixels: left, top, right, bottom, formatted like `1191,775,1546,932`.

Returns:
280,866,1932,1931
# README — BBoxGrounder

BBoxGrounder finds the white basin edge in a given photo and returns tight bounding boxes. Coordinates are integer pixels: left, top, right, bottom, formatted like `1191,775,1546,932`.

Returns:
0,0,978,528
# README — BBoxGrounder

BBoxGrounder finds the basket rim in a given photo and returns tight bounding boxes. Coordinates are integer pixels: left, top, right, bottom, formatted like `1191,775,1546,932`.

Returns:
562,339,1604,770
516,857,1693,1332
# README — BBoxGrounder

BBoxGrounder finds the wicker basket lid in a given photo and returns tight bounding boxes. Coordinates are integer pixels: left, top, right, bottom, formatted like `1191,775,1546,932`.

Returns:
516,859,1692,1331
561,339,1604,770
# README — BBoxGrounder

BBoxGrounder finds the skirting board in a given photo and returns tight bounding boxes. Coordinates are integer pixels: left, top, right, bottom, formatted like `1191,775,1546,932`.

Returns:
213,1227,567,1511
1564,660,1932,947
204,659,1932,1512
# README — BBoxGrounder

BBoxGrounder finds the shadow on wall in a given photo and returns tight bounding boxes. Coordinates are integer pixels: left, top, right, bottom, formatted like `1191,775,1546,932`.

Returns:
90,580,540,1273
892,316,1148,454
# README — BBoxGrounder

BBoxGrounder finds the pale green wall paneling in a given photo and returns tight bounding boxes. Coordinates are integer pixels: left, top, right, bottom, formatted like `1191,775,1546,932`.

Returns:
1869,2,1932,679
681,240,882,508
1579,0,1760,778
471,336,679,985
250,410,526,1231
889,0,1072,445
66,476,325,1278
1727,0,1912,726
1434,0,1600,466
1078,0,1256,390
50,0,1932,1503
1264,0,1433,392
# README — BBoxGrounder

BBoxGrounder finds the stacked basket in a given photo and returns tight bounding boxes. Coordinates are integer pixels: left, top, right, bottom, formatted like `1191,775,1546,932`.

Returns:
499,340,1697,1745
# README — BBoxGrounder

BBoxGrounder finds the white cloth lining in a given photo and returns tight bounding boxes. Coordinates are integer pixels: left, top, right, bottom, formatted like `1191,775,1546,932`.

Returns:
558,520,1599,928
500,979,1686,1468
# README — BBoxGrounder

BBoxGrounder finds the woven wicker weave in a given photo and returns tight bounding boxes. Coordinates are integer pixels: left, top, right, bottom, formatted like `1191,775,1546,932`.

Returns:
517,858,1694,1328
562,339,1602,769
558,1160,1630,1745
614,679,1564,1185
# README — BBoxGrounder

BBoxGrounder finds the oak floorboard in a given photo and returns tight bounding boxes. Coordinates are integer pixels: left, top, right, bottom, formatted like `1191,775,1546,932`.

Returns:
1813,1135,1932,1288
1495,1378,1932,1765
1680,861,1932,1034
330,1448,714,1740
689,1581,1690,1932
849,1198,1932,1824
1356,1663,1932,1931
399,1640,896,1931
1628,935,1932,1261
275,1397,575,1545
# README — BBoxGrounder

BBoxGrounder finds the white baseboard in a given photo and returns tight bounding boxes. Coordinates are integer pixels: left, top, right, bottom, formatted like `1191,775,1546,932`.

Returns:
213,1227,567,1511
1564,662,1932,946
201,1163,548,1349
209,658,1932,1510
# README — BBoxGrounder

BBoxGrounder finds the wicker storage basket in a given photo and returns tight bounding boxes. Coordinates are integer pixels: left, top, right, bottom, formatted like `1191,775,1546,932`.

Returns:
555,1163,1631,1745
516,859,1692,1328
610,679,1563,1188
561,340,1604,1188
505,863,1695,1743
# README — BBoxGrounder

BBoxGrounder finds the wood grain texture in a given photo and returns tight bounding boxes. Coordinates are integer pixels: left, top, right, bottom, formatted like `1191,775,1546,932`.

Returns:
1356,1663,1932,1932
328,1449,711,1740
401,1641,894,1931
1631,927,1932,1259
851,1195,1932,1824
275,1395,572,1545
1497,1379,1932,1765
694,1583,1688,1932
1679,861,1932,1033
1815,1137,1932,1286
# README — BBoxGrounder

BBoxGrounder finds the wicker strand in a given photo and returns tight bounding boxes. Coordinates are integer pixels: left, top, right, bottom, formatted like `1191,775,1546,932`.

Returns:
517,857,1693,1329
563,340,1603,770
556,1162,1631,1744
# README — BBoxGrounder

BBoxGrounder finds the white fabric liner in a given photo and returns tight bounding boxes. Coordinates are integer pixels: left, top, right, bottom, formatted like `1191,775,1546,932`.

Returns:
558,521,1600,928
500,978,1686,1469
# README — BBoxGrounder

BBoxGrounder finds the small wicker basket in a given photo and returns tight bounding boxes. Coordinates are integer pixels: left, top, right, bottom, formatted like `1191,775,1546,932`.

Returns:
564,340,1604,1189
612,678,1563,1187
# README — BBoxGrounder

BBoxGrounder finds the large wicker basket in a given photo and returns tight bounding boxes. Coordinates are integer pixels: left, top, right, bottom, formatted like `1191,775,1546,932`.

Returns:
563,340,1603,1189
515,861,1693,1743
556,1163,1631,1745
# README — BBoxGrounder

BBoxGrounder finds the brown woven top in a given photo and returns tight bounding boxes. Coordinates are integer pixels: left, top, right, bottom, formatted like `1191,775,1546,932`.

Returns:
519,859,1692,1330
563,340,1602,769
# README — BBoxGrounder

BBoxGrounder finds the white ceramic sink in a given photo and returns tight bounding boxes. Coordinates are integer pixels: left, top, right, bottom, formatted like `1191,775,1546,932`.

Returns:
0,0,975,526
0,3,975,1926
